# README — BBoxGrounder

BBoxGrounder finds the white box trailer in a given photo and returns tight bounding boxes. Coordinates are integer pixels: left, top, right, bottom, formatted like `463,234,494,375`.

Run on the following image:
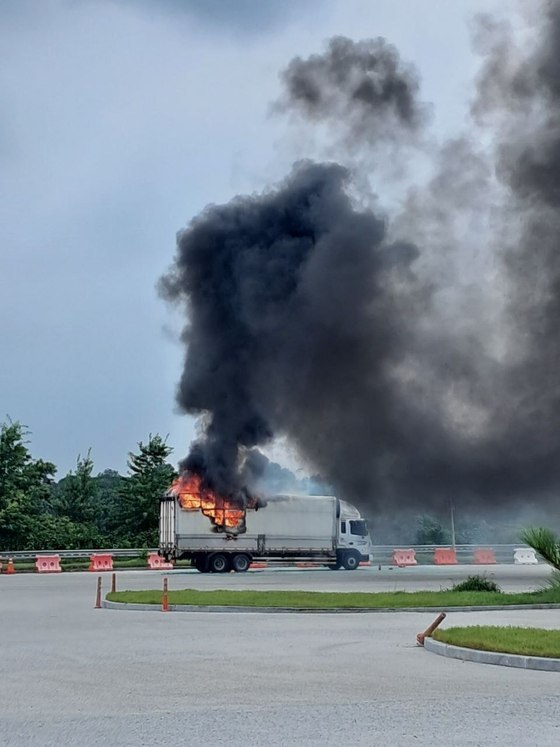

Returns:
160,492,372,573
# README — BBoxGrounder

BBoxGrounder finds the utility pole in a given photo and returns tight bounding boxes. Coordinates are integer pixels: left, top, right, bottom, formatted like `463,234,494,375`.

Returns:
450,499,456,549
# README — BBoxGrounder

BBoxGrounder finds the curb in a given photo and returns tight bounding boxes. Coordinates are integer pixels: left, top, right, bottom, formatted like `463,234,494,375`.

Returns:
102,600,560,614
424,636,560,672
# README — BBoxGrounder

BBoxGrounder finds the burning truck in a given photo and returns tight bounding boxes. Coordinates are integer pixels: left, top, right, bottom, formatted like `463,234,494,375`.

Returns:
159,473,372,573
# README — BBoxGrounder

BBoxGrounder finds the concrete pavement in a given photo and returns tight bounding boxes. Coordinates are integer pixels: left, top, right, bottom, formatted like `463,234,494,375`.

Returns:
0,565,558,746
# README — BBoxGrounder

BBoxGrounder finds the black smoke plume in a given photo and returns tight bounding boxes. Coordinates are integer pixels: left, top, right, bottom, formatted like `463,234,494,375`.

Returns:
161,9,560,513
274,35,428,148
159,160,422,502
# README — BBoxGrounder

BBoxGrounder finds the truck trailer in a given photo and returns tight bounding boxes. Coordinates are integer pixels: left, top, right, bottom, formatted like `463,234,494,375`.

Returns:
159,492,372,573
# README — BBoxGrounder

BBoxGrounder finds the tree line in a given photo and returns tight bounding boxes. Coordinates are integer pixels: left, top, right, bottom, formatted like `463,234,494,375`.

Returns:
2,419,544,552
0,420,176,551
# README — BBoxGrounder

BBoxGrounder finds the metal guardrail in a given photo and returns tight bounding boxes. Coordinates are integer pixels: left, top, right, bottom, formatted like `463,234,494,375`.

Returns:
0,544,528,563
0,548,153,561
371,544,526,564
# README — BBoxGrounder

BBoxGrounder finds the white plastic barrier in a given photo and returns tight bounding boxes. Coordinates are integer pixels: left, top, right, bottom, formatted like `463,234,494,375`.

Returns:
513,547,538,565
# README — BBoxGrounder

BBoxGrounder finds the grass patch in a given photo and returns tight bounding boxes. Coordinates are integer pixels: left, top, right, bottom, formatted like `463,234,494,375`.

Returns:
433,626,560,659
106,586,560,609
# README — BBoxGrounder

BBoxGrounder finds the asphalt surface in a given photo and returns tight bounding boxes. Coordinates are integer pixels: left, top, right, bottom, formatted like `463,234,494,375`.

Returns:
1,565,559,746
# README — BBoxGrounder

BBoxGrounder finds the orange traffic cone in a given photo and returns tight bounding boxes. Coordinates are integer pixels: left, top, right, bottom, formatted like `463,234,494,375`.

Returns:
6,558,16,575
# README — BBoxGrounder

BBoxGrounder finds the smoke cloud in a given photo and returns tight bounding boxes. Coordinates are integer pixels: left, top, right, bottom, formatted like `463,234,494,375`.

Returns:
161,4,560,514
159,160,423,501
274,35,428,149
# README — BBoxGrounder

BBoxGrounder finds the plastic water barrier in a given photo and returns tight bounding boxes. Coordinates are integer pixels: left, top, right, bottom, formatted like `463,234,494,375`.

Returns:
35,555,62,573
392,549,417,567
513,547,538,565
147,552,173,570
433,547,458,565
473,548,496,564
88,553,114,571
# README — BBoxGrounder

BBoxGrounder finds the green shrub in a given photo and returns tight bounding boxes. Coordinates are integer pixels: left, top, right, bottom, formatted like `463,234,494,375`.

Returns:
521,527,560,571
451,575,502,593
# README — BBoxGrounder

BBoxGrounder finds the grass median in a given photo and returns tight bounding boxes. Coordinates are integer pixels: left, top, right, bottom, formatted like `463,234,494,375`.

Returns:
433,626,560,658
105,587,560,609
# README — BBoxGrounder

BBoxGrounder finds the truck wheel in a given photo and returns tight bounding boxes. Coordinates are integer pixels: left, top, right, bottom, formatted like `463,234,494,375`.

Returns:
231,554,250,573
193,556,209,573
340,551,360,570
209,553,230,573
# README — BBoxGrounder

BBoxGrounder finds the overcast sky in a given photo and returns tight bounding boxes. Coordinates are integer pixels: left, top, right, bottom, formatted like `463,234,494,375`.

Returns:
1,0,512,477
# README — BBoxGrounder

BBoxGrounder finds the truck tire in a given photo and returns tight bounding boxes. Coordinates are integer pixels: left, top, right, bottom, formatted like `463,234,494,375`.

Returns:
340,551,360,570
327,563,341,570
209,553,230,573
231,554,251,573
193,556,209,573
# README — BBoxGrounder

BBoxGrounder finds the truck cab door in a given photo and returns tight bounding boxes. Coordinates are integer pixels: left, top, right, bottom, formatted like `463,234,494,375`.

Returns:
338,520,348,547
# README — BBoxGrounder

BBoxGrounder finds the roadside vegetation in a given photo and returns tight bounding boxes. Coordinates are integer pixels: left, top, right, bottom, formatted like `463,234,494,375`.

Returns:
451,575,502,593
106,585,560,608
433,625,560,659
0,420,175,551
522,527,560,574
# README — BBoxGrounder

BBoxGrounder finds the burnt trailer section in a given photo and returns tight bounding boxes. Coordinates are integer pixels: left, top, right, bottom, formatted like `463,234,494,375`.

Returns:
159,493,372,573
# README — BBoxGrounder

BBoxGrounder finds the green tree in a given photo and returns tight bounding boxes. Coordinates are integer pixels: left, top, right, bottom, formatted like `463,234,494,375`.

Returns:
0,420,56,550
52,451,97,524
415,514,450,545
92,469,124,539
48,450,102,547
114,435,176,546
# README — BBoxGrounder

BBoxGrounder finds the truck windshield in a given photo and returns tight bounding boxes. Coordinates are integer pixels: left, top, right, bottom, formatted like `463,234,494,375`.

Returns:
349,520,368,537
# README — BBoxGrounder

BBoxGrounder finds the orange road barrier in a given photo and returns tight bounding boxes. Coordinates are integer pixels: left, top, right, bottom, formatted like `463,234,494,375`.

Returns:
162,577,169,612
433,548,458,565
88,553,113,572
95,576,102,609
5,558,16,575
416,612,447,646
392,549,417,567
294,562,321,568
473,548,496,564
147,552,173,570
35,555,62,573
249,562,268,569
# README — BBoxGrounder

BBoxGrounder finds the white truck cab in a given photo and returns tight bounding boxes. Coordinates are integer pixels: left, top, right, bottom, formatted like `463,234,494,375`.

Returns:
336,499,372,568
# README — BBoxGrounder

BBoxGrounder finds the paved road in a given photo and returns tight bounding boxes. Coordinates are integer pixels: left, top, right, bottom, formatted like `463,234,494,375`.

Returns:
111,561,553,593
187,562,553,593
1,566,558,746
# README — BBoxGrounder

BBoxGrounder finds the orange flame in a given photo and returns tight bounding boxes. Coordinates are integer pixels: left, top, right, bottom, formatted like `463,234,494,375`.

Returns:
170,473,245,529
